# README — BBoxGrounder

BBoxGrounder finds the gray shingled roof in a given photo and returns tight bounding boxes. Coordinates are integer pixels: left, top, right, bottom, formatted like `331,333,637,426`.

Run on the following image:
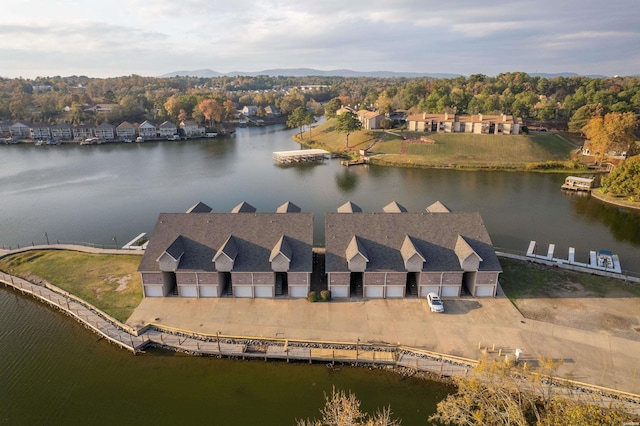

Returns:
426,201,452,213
345,235,369,262
269,235,292,262
455,235,482,266
276,201,302,213
383,201,408,213
337,201,362,213
325,212,501,273
214,235,238,262
160,235,185,261
138,212,313,273
186,201,212,213
231,201,257,213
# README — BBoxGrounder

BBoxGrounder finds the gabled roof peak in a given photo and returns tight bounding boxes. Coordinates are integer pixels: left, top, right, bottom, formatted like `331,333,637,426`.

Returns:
337,201,362,213
383,201,408,213
231,201,257,213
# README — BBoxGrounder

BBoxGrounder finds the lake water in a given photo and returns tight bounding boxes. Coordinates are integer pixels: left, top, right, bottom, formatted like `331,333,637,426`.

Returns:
1,124,638,270
1,124,639,423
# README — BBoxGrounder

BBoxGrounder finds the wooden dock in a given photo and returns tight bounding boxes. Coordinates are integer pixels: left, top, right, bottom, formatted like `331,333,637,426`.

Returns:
341,157,370,167
273,149,329,164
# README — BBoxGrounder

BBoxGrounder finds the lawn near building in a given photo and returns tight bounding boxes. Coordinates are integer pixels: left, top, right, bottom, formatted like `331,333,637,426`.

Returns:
0,250,142,322
299,119,579,170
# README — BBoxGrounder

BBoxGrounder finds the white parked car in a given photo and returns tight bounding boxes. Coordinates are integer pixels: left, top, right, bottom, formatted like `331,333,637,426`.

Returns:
427,292,444,313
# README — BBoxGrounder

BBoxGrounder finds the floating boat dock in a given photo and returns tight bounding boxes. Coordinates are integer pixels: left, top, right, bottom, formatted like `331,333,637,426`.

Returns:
273,149,329,164
561,176,594,192
526,241,622,273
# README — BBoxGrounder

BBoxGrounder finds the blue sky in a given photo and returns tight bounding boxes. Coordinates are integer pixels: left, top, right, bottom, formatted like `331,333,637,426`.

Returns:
2,0,639,78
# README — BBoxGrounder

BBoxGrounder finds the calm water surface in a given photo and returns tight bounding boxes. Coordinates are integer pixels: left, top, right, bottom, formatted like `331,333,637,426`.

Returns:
1,124,639,424
1,124,638,269
0,289,452,425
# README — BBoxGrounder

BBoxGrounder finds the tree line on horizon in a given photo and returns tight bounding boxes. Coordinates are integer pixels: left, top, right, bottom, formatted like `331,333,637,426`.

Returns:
1,72,639,134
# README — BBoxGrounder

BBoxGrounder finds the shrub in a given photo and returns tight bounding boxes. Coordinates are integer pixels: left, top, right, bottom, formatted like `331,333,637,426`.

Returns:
307,291,317,302
320,290,331,302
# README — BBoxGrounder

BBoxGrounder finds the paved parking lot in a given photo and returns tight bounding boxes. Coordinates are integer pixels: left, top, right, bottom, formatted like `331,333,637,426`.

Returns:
126,290,640,395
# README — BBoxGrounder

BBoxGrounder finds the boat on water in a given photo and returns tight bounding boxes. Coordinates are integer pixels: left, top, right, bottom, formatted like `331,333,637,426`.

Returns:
561,176,594,192
596,249,615,269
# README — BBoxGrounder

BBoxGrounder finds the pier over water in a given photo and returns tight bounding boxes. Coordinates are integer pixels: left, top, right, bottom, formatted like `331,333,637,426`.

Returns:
273,149,329,164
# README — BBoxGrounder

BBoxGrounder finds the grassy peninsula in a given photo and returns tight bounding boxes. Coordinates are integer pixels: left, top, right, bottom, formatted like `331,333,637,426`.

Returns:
299,119,583,171
0,250,142,322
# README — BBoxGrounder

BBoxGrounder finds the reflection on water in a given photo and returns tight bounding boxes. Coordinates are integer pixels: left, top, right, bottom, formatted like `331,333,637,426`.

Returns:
0,125,638,272
569,194,640,244
335,168,359,194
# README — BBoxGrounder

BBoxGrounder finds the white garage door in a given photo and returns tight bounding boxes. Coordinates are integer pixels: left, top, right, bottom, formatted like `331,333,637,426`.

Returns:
441,286,459,297
234,286,253,298
420,286,439,297
386,286,404,298
199,286,218,298
179,285,198,298
254,286,273,298
365,286,384,298
331,286,349,298
290,286,308,298
144,285,163,297
475,285,495,297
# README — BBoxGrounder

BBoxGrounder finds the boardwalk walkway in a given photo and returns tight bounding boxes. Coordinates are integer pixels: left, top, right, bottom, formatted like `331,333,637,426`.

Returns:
0,266,474,380
1,245,640,415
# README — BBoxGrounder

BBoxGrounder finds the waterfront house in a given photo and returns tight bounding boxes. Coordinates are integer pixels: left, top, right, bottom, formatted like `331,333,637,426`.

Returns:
29,122,51,140
10,121,31,139
179,120,204,137
51,122,74,140
94,122,115,140
264,105,281,117
138,202,313,299
0,120,11,137
138,120,157,139
158,120,177,138
324,202,502,299
116,121,136,139
242,105,258,116
73,123,94,140
356,110,385,130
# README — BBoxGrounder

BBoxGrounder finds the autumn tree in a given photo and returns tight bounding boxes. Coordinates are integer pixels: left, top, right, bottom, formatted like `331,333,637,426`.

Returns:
223,99,237,121
582,112,638,162
430,358,633,426
196,98,223,129
334,111,362,149
164,96,182,120
295,387,401,426
600,155,640,199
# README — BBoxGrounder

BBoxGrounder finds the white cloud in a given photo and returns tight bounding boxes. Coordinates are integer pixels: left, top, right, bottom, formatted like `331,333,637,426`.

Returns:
0,0,639,77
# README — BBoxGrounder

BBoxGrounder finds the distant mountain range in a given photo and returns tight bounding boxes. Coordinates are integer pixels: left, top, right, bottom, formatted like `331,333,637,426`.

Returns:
158,68,462,79
158,68,610,79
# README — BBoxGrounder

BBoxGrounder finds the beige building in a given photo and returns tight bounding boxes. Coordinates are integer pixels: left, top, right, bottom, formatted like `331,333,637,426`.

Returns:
407,112,522,135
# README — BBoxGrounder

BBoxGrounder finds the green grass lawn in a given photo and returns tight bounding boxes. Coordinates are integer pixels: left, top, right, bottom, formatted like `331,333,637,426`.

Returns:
499,257,640,299
0,250,143,322
299,120,579,169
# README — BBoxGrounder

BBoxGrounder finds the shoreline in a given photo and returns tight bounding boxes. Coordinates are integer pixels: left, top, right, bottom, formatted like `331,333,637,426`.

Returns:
590,188,640,211
3,267,640,415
